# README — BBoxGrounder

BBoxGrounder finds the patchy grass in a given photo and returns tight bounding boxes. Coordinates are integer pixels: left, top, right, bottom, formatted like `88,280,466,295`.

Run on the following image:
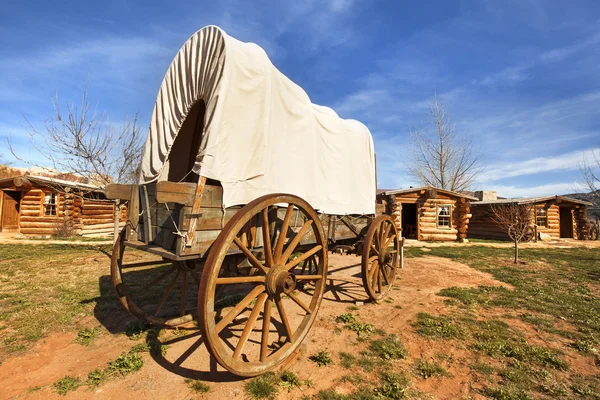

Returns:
245,372,279,400
374,372,411,399
53,376,82,396
339,351,356,369
414,359,449,379
185,378,210,393
406,245,600,399
74,326,101,346
369,335,408,360
310,350,334,367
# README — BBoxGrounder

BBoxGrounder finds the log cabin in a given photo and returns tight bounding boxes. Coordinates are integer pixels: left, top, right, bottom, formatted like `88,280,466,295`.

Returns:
0,175,126,237
469,191,594,240
377,186,477,242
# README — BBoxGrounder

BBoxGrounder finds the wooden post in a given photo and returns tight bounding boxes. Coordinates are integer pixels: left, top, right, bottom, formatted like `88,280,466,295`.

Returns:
183,176,207,251
113,199,120,243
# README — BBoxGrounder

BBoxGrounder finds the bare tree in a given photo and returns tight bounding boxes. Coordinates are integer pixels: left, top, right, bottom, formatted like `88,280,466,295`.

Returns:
406,94,481,191
581,149,600,221
490,203,534,263
9,87,143,185
8,85,144,240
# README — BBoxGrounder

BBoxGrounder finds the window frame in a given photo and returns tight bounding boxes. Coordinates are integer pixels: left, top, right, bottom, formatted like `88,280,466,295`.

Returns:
436,204,452,229
41,192,60,217
535,207,547,228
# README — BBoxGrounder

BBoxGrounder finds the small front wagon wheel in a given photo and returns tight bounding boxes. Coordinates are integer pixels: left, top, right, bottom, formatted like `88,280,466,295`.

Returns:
198,194,328,377
111,228,199,327
361,215,399,303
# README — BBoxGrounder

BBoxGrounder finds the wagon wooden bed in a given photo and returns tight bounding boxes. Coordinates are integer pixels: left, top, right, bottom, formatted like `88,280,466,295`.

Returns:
107,26,403,377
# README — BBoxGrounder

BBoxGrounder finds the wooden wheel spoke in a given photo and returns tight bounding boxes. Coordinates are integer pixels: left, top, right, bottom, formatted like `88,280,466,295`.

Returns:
275,295,294,343
367,260,379,282
383,233,396,249
233,293,268,360
370,244,379,256
131,265,176,298
215,276,266,285
233,237,268,275
262,208,273,267
274,204,294,263
381,222,391,246
179,271,188,317
377,269,383,293
260,298,273,362
368,255,377,263
285,245,323,271
370,263,380,290
281,219,313,263
215,285,265,334
381,266,391,286
288,292,312,314
155,270,181,316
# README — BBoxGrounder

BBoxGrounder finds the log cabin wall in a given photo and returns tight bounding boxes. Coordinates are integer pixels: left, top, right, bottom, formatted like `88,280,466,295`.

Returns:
469,201,590,241
379,188,473,242
0,177,127,237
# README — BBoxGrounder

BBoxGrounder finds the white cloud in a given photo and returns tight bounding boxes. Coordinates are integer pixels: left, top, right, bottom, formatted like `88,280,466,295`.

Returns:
488,182,587,198
480,148,600,183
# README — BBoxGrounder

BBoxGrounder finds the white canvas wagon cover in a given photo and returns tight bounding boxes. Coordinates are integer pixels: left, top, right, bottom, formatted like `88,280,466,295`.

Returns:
140,25,375,215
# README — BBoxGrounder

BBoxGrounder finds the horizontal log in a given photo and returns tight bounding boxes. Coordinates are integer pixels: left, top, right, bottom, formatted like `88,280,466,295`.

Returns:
82,219,114,225
81,222,117,230
180,207,239,231
20,228,55,234
81,209,114,215
419,233,458,241
155,182,223,207
105,184,132,200
420,228,458,234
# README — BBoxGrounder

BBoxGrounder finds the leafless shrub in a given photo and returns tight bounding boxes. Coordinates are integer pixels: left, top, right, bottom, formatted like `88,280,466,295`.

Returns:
490,203,533,263
53,216,75,238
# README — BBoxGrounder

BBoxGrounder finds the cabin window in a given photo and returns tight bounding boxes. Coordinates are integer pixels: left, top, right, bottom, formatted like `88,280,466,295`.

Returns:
536,208,547,228
43,193,58,216
437,205,451,228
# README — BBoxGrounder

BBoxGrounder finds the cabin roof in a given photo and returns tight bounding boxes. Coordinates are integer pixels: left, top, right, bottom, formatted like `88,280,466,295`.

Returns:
0,175,103,192
472,195,593,207
378,186,479,201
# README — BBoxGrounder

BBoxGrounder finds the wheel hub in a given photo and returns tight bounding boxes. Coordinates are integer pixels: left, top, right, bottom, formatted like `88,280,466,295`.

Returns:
266,265,297,296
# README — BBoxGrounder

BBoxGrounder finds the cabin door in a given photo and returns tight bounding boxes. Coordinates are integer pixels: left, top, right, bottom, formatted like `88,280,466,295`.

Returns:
559,207,573,238
1,191,21,232
401,203,417,239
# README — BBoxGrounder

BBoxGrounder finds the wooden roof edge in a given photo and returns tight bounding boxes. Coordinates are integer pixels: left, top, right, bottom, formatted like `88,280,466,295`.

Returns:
472,195,593,207
377,186,479,201
0,175,104,192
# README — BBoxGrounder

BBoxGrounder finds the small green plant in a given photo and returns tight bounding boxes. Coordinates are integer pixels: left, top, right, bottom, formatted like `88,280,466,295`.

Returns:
375,372,410,399
346,321,375,337
411,313,466,339
185,378,210,393
394,305,403,309
278,370,301,392
342,374,364,385
86,369,107,388
245,372,279,400
347,305,359,311
471,362,494,375
74,326,101,346
316,389,346,400
26,386,42,393
336,313,356,324
54,376,82,396
414,359,448,379
570,338,597,354
339,351,356,369
310,351,334,367
483,385,533,400
369,335,407,360
107,352,144,375
125,320,149,340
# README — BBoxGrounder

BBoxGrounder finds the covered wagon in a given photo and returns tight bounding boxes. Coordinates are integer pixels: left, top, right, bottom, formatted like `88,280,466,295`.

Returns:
108,25,401,377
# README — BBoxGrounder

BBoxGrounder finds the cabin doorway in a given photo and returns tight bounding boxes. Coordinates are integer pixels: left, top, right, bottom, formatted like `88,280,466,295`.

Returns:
401,203,417,239
1,191,21,233
559,207,573,238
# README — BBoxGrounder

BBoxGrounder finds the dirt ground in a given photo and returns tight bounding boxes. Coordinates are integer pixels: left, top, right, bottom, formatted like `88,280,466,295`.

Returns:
0,251,517,400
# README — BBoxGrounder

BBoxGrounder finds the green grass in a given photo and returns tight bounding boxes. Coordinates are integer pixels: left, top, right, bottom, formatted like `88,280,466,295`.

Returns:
374,372,411,399
74,326,101,346
185,378,210,393
310,350,334,367
53,376,82,396
411,313,466,339
369,335,407,360
414,359,449,379
335,313,356,324
339,351,356,368
245,372,279,400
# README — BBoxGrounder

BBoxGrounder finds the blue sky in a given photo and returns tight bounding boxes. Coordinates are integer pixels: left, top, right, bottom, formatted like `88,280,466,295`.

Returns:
1,0,599,197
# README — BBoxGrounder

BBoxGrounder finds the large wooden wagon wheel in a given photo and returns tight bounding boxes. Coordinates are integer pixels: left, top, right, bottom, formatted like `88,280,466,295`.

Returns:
198,194,328,377
111,229,200,327
361,214,399,303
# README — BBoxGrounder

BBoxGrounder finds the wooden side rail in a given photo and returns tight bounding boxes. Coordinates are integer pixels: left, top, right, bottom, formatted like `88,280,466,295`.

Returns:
105,184,132,200
156,181,223,207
